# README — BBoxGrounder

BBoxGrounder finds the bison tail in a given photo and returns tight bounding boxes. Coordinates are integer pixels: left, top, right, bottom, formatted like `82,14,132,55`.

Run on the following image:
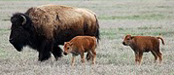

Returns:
96,27,100,43
157,37,165,45
95,15,100,43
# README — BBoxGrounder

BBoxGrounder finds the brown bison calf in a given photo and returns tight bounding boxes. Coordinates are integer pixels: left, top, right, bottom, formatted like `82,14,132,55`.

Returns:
63,36,97,66
122,34,165,65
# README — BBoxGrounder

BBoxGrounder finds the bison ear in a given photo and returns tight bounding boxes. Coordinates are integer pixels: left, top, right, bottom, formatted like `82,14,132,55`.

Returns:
21,15,27,25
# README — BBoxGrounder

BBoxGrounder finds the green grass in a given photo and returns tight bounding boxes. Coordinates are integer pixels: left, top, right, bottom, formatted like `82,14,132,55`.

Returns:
0,28,10,31
0,48,8,59
101,26,172,36
99,14,168,20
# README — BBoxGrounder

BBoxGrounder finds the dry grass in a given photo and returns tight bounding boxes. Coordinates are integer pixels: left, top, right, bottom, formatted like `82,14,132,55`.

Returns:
0,0,174,75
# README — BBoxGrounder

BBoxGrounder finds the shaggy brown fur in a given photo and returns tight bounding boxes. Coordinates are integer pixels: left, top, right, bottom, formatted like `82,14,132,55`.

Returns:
26,5,98,40
63,36,97,66
122,34,165,65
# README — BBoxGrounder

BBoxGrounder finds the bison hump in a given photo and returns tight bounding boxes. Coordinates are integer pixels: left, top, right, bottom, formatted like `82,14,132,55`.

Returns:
26,5,97,39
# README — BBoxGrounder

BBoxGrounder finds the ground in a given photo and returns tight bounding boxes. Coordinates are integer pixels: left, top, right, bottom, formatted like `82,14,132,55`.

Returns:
0,0,174,75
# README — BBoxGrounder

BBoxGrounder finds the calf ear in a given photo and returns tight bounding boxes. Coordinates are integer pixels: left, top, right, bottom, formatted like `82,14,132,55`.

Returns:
69,42,73,46
131,36,134,39
64,42,67,45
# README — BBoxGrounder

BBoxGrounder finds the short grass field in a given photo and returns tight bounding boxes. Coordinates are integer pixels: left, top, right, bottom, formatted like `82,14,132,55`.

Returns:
0,0,174,75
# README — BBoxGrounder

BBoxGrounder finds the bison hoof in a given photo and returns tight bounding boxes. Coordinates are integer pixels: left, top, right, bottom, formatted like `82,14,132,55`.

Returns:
38,54,51,61
38,57,49,61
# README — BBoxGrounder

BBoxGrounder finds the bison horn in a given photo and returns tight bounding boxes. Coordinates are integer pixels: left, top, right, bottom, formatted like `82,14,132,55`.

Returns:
21,15,27,25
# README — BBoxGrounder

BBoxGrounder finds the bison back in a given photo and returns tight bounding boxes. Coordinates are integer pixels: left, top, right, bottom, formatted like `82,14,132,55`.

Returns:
26,5,99,44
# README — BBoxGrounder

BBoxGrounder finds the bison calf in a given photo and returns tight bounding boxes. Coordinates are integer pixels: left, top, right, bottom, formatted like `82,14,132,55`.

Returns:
63,36,97,66
122,34,165,65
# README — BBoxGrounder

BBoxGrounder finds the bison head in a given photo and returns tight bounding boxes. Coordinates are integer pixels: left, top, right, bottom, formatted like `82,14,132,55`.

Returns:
122,34,134,46
63,42,73,55
9,13,33,51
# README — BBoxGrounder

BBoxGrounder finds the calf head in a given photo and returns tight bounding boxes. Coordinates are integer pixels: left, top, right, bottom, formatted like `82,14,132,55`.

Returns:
63,42,73,55
122,34,134,46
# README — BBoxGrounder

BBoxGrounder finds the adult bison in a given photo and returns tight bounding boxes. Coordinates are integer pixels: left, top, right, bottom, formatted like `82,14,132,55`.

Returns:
9,5,100,61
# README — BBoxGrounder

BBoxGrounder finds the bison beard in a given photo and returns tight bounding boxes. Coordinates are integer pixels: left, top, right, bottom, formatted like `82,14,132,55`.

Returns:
9,5,100,61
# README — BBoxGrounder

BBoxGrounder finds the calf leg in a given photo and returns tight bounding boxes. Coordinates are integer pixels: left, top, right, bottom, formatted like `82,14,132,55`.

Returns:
151,51,158,63
86,51,92,61
92,49,96,65
71,56,75,66
138,52,143,65
80,53,85,64
156,50,162,63
135,52,140,65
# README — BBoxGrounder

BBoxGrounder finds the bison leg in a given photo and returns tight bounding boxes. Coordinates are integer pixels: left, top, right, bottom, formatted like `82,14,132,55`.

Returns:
38,40,52,61
151,51,158,63
52,45,63,60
